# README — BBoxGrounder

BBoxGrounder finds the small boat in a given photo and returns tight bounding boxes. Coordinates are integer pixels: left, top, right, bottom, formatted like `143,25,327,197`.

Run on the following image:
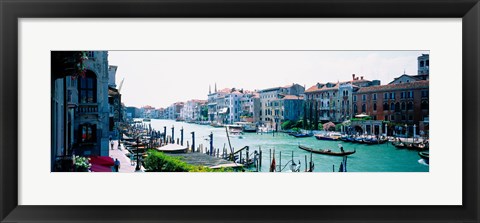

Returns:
412,143,428,151
210,122,224,128
235,122,257,132
143,118,151,122
298,145,356,156
226,124,244,135
257,126,274,133
392,142,406,148
418,151,429,164
315,132,341,141
292,133,313,138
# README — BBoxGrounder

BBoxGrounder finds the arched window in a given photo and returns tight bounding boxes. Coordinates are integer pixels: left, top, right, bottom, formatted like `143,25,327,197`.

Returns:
401,102,406,110
383,103,388,111
361,104,366,113
79,123,97,143
421,101,428,110
390,103,395,110
353,104,358,114
407,102,413,110
373,103,377,111
395,102,400,112
78,70,97,103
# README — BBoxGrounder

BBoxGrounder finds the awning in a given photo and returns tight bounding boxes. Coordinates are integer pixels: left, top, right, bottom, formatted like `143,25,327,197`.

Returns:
355,114,369,118
90,164,112,172
89,156,114,166
218,107,229,114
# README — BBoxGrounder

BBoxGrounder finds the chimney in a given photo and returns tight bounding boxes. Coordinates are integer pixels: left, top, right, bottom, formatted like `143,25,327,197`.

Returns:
352,74,355,80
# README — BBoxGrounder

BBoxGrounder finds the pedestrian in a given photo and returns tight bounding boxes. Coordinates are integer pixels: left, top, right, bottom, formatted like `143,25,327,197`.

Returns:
110,140,114,150
114,158,120,172
130,153,135,166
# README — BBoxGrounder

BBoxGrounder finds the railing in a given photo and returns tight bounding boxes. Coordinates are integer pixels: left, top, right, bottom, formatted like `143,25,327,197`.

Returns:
77,104,98,114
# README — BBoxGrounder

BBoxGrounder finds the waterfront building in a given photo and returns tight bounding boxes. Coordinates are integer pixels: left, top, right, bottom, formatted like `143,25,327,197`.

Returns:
353,80,429,135
258,83,305,130
181,99,208,122
224,89,244,124
304,74,380,123
73,51,111,157
125,106,140,119
239,91,260,123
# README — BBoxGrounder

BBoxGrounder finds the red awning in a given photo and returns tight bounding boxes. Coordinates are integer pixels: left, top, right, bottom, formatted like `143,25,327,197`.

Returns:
90,164,113,172
89,156,114,166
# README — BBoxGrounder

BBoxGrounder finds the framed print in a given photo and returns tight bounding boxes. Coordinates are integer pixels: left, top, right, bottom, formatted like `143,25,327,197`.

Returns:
1,0,479,222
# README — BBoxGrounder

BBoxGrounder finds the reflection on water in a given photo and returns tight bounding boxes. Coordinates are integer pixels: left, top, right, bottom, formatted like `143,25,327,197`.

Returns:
149,119,429,172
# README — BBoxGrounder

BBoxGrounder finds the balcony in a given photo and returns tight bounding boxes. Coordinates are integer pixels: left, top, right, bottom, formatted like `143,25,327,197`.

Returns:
77,104,98,115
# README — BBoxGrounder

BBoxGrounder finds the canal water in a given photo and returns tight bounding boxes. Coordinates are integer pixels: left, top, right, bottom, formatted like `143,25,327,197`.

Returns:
148,119,429,172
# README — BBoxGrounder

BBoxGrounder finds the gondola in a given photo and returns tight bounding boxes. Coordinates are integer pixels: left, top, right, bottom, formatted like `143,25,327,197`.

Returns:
298,145,356,156
418,151,429,164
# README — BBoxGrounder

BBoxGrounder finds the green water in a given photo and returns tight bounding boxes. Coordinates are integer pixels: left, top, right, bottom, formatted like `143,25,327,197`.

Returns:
148,119,429,172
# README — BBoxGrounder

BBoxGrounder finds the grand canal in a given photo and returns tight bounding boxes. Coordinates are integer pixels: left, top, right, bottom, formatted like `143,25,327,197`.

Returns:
149,119,429,172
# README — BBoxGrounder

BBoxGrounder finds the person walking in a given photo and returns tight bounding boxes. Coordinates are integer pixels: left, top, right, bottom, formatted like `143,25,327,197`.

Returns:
110,140,114,150
114,158,120,172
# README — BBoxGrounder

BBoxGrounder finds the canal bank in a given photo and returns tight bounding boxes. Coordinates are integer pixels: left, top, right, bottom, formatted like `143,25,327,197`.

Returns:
147,119,428,172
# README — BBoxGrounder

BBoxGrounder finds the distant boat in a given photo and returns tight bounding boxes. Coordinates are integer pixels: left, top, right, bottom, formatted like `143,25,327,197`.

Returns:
298,145,356,156
226,124,244,136
143,118,151,122
235,122,256,132
315,132,341,141
210,122,224,128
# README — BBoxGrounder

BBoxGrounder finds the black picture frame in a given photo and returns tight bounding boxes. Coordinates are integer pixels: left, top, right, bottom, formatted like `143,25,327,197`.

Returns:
1,0,478,222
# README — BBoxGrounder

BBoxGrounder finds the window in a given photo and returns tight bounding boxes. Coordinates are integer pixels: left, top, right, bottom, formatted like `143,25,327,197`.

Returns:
409,115,413,121
420,61,424,67
384,115,389,121
362,95,366,101
384,93,388,100
390,115,395,121
373,103,377,111
390,103,395,110
401,102,406,110
78,71,97,103
395,102,400,112
421,101,428,110
426,60,429,66
353,104,358,114
80,123,96,143
353,95,357,102
402,115,406,121
373,94,377,101
361,104,366,113
407,102,413,110
421,90,429,98
383,103,388,111
390,92,395,99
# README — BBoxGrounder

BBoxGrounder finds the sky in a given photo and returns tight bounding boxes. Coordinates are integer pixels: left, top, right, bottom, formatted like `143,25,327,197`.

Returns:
108,51,429,108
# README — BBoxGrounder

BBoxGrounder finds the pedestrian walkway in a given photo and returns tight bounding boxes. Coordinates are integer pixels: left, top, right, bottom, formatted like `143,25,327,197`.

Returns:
109,140,144,172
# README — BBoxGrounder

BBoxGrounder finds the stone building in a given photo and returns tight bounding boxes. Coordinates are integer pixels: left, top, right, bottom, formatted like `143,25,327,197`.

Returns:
258,83,305,130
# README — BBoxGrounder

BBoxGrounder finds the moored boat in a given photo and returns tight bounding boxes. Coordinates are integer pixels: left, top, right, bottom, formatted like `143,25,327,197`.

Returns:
298,145,356,156
292,133,313,138
235,122,257,132
315,132,341,141
418,151,429,164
